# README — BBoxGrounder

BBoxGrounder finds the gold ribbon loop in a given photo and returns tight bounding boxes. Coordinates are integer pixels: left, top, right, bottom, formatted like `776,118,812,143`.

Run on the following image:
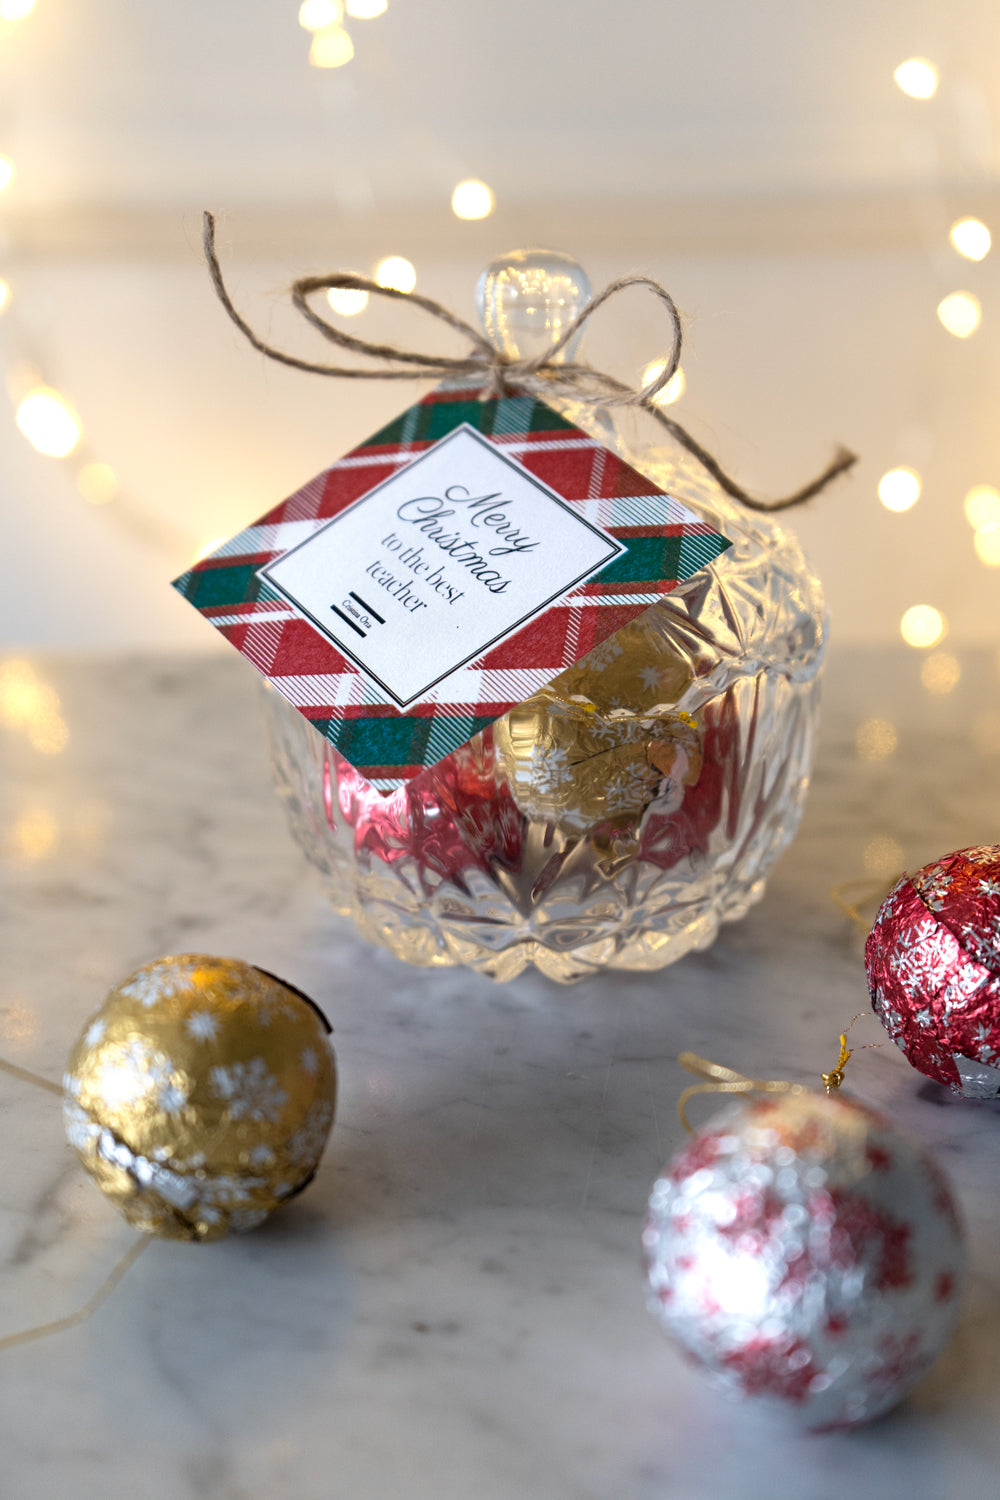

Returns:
0,1238,150,1353
676,1051,806,1133
0,1054,150,1353
831,874,903,931
676,1020,882,1132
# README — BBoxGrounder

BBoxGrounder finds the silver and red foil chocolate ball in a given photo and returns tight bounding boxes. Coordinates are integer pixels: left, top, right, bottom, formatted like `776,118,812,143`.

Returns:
865,844,1000,1097
643,1091,964,1429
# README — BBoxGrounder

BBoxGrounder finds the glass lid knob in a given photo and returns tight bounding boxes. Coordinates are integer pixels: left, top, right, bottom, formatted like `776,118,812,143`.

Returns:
476,249,592,364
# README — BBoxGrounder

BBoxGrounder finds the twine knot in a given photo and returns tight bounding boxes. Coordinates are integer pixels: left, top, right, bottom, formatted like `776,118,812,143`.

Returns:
203,212,857,515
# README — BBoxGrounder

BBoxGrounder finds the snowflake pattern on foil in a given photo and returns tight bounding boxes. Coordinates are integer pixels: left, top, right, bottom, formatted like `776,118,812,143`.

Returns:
286,1097,335,1167
865,844,1000,1094
119,960,197,1009
604,763,656,814
186,1010,221,1042
643,1093,964,1431
89,1038,189,1116
210,1058,289,1122
529,745,572,794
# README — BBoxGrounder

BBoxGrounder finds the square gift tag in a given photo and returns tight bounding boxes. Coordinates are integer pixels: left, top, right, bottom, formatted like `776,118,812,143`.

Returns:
173,387,731,791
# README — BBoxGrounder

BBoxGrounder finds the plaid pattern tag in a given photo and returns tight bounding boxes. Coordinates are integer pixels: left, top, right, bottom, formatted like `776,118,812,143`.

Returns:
173,387,731,791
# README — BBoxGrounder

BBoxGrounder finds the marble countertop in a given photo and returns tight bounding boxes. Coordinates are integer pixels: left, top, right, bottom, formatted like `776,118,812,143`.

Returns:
2,644,1000,1500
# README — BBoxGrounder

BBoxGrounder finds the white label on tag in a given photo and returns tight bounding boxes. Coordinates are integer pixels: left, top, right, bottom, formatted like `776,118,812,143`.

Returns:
259,424,625,707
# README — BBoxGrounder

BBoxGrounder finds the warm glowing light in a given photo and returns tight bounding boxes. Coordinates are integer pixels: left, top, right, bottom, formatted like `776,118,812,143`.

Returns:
0,0,37,17
16,388,80,457
76,461,118,505
894,58,938,99
855,718,898,762
96,1051,153,1111
11,807,58,860
864,835,904,876
0,1003,37,1048
375,255,416,293
641,360,685,406
327,286,369,316
0,279,8,313
921,652,961,695
900,604,946,649
194,537,226,562
451,179,495,220
0,659,69,753
950,218,991,261
299,0,341,29
877,467,920,512
964,484,1000,531
0,156,13,193
937,291,981,338
26,715,67,754
310,25,353,66
975,529,1000,566
346,0,387,14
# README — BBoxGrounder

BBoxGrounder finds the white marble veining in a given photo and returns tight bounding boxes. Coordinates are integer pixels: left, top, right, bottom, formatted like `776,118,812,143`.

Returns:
1,645,1000,1499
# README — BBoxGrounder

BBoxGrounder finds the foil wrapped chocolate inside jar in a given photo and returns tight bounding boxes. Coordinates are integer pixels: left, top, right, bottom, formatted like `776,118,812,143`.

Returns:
265,250,827,981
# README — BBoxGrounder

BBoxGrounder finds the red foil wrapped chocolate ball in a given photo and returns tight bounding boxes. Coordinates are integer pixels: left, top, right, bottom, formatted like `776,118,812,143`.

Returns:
865,844,1000,1097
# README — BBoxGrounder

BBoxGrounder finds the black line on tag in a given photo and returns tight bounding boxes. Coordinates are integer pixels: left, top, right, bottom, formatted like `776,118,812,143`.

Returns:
349,592,385,624
330,604,367,638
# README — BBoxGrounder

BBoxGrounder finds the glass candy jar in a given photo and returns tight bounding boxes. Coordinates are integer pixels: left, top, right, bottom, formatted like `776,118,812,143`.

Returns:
264,251,827,982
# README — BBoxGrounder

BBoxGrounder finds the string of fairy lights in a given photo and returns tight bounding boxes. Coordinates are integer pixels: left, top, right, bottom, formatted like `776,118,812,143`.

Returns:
0,0,504,569
298,0,387,70
0,9,997,868
879,56,1000,632
0,16,994,625
852,52,1000,882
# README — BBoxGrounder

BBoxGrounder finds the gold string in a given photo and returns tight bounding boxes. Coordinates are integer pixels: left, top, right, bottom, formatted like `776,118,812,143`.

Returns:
830,874,903,931
0,1052,150,1352
0,1057,64,1098
821,1030,854,1093
821,1014,884,1092
676,1052,807,1133
678,1019,885,1129
0,1237,150,1353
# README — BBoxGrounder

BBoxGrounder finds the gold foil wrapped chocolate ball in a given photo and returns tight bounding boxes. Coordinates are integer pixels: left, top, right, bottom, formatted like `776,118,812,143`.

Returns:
493,618,702,851
63,955,337,1243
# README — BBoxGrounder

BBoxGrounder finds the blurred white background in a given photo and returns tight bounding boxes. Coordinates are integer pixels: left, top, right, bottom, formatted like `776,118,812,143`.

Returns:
0,0,998,654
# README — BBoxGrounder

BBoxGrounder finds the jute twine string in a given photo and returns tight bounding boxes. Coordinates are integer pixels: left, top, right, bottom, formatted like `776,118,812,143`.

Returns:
0,1057,149,1353
203,212,857,514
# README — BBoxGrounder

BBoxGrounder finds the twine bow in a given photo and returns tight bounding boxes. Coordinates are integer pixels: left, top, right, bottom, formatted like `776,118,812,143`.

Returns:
203,212,856,515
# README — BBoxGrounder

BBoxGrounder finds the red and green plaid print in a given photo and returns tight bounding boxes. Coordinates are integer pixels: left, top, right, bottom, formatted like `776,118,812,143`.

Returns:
173,387,730,791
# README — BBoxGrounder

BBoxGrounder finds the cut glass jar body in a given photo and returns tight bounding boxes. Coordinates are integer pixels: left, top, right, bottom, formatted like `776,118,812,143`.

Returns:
263,252,827,981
